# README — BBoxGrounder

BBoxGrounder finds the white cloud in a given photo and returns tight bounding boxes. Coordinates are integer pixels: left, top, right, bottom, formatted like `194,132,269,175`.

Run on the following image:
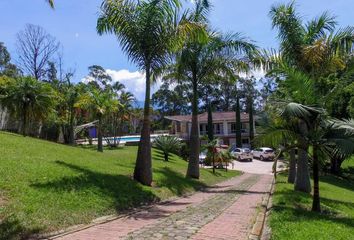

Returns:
81,69,162,101
106,69,146,99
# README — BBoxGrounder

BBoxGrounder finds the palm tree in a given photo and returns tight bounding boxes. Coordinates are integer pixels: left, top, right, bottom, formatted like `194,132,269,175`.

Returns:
164,0,257,179
96,0,195,185
269,2,353,75
258,101,354,212
77,86,118,152
202,138,218,174
266,2,354,192
154,135,182,161
0,77,54,136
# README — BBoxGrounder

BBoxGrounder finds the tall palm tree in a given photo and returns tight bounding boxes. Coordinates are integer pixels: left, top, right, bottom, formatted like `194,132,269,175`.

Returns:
0,77,54,136
96,0,196,185
164,0,257,179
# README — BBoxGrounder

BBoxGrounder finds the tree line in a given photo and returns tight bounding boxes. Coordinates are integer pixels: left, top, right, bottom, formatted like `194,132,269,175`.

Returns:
0,24,139,151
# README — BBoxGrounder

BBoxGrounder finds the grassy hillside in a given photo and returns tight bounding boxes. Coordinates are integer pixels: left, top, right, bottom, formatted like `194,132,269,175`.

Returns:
0,131,239,239
270,157,354,240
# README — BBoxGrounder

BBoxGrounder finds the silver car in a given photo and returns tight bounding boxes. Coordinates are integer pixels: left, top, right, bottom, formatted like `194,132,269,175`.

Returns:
252,147,275,161
230,147,253,162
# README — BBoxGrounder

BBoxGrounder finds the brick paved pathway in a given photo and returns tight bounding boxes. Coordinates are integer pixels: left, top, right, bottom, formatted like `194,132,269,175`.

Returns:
53,173,272,240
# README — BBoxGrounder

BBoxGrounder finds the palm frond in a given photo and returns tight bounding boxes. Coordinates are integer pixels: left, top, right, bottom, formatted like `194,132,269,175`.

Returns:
46,0,54,8
305,11,337,43
328,26,354,56
269,1,305,65
268,64,316,104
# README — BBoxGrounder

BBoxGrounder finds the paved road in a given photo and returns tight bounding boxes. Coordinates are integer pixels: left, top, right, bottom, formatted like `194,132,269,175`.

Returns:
53,172,273,240
231,159,285,175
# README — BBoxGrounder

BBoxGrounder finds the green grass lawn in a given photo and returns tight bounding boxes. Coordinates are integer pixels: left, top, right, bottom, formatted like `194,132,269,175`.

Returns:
270,157,354,240
0,131,239,239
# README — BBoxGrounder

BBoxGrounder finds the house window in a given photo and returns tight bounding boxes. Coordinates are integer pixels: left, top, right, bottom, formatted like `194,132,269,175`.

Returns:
213,123,223,135
200,124,208,135
230,123,236,134
242,138,249,144
176,122,181,132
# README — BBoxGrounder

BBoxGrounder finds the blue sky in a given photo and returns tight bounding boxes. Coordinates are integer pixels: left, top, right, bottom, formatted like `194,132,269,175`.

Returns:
0,0,353,99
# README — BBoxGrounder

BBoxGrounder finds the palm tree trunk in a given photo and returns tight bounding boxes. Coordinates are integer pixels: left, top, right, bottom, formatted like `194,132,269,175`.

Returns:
312,145,321,212
134,65,152,186
235,95,242,148
330,156,344,175
212,151,215,174
294,147,311,193
97,115,103,152
248,96,254,148
164,152,169,162
187,76,200,179
207,102,213,141
294,120,311,193
288,148,296,183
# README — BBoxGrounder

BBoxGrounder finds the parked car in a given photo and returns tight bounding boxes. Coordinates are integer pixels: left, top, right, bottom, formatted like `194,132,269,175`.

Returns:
230,146,253,162
252,147,275,161
199,150,207,164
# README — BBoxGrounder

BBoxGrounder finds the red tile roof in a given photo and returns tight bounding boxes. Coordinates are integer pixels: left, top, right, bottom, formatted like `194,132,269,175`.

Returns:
165,112,249,122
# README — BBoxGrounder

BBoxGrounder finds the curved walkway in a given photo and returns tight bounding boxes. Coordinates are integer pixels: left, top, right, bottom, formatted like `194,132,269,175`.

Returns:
52,173,273,240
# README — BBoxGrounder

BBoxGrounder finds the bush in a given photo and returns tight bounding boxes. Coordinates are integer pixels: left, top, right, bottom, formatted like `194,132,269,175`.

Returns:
153,135,182,161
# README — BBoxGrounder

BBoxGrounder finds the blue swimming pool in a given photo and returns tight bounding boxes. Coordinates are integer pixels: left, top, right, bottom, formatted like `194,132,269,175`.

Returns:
113,136,158,142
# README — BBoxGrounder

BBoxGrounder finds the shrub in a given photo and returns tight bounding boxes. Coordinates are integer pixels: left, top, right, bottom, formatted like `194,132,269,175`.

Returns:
153,135,182,161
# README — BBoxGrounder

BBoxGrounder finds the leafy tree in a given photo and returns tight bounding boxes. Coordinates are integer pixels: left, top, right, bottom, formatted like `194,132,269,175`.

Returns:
0,42,20,78
0,77,54,136
152,82,191,128
153,135,182,161
87,65,112,88
97,0,195,185
0,43,10,73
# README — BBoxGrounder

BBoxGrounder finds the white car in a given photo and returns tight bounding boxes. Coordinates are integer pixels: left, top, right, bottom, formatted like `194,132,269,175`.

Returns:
230,146,253,162
199,151,207,164
252,147,275,161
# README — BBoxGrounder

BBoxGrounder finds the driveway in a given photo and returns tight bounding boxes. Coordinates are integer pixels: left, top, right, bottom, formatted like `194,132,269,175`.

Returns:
231,159,285,175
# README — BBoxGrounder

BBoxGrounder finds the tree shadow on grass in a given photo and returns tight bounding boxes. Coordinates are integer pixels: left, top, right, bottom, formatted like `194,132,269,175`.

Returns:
152,149,179,163
272,204,354,229
154,167,207,196
273,189,354,228
31,161,159,211
0,216,42,240
319,174,354,192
